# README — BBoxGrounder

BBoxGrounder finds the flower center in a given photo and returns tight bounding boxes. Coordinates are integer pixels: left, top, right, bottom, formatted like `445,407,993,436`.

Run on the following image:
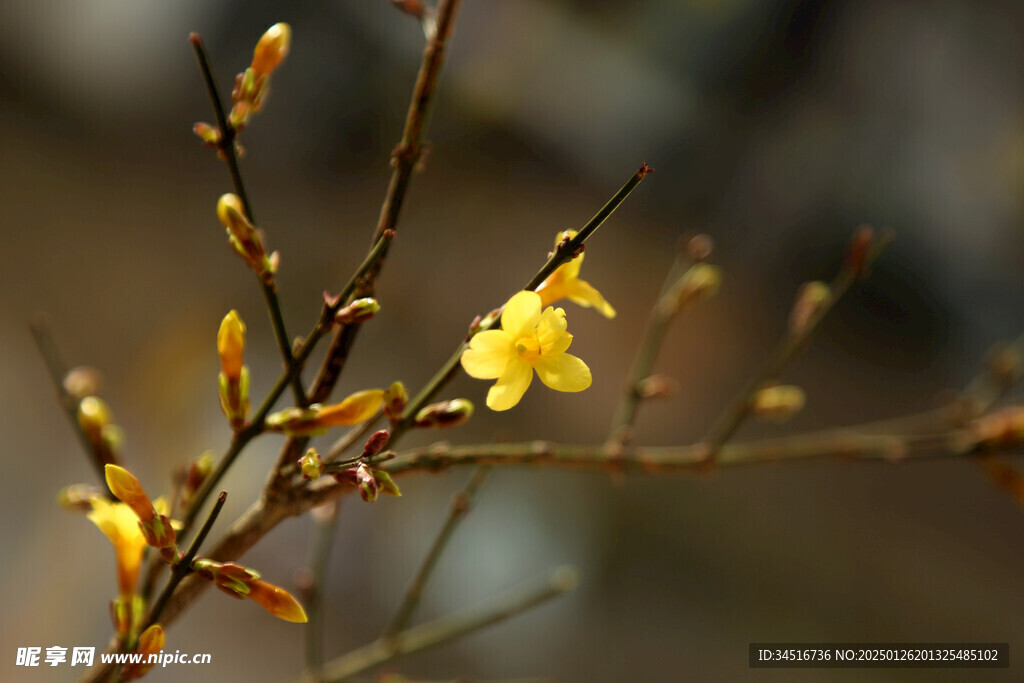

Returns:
514,336,541,363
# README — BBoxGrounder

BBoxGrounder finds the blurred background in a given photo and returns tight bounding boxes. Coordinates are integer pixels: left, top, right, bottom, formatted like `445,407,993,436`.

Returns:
2,0,1024,680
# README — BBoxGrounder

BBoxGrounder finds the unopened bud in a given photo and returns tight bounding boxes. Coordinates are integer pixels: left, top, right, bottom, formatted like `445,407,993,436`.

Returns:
216,194,274,281
846,225,874,278
57,483,103,512
375,469,402,497
217,310,246,381
335,297,380,324
251,23,291,77
298,448,324,480
680,233,713,262
636,375,677,400
123,624,165,680
356,463,379,502
383,381,408,424
193,121,221,147
414,398,474,428
789,281,831,336
78,396,112,438
659,263,721,316
751,385,806,422
363,430,390,457
183,452,214,505
64,366,103,400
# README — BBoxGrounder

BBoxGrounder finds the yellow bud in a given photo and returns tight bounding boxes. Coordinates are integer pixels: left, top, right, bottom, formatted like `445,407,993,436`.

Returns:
104,464,156,524
251,23,291,77
298,448,324,480
217,194,247,231
752,385,806,422
217,310,246,380
383,381,409,424
247,579,307,623
414,398,474,428
78,396,112,437
789,281,831,336
123,624,165,680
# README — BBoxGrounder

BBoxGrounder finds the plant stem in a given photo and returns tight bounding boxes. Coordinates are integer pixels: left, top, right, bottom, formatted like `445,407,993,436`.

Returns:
29,316,116,498
144,491,227,630
189,32,305,403
302,501,340,682
383,466,490,640
392,164,653,445
607,252,692,444
306,566,578,683
700,230,893,463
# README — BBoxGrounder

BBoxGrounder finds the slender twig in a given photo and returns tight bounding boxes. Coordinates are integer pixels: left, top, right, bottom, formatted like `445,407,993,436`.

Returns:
608,251,695,444
29,316,116,497
700,230,894,463
303,501,340,682
383,466,491,640
144,491,227,630
307,0,462,408
304,566,579,683
189,33,305,403
391,164,653,446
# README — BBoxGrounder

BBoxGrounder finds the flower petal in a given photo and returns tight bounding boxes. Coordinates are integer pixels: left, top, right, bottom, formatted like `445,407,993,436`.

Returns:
486,359,533,411
567,279,616,318
536,307,571,356
316,389,384,427
461,330,514,379
500,291,542,339
534,353,592,392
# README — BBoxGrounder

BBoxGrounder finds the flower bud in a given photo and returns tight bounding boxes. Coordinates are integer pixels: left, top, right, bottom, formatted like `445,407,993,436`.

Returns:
217,310,246,381
78,396,112,438
193,121,221,147
374,469,402,497
298,448,324,480
105,465,156,524
335,297,380,324
266,390,384,436
789,281,831,336
355,463,379,502
64,366,103,400
636,375,677,400
57,483,104,512
383,381,408,424
751,385,806,422
183,451,214,506
414,398,474,428
123,624,165,680
362,430,390,457
251,23,291,77
659,263,721,316
216,194,273,280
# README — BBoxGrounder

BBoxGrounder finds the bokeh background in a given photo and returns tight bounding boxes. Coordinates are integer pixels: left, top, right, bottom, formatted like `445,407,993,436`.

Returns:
2,0,1024,681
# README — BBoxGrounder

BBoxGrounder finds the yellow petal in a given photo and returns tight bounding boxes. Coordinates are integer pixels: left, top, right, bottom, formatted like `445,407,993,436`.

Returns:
247,580,308,623
500,291,542,339
534,353,592,392
104,465,156,523
316,389,384,427
567,279,616,318
486,359,533,411
461,330,514,379
88,497,147,597
535,307,570,356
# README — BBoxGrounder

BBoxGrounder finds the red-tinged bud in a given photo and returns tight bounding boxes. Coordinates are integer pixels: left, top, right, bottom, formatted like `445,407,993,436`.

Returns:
363,430,390,457
414,398,474,428
658,263,721,316
334,297,380,324
636,375,677,400
140,513,177,550
356,463,379,502
789,281,831,336
64,366,103,400
122,624,165,680
751,385,806,422
182,451,214,507
229,100,250,130
390,0,426,19
383,381,408,424
193,121,221,147
251,23,291,77
846,224,874,278
298,448,324,480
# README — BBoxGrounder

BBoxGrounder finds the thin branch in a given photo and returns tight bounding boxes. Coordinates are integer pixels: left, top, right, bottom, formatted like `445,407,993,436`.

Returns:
189,33,305,403
383,466,491,640
608,249,695,444
700,230,894,463
145,491,227,630
30,316,116,498
391,163,654,445
307,566,579,683
302,501,340,682
308,0,463,405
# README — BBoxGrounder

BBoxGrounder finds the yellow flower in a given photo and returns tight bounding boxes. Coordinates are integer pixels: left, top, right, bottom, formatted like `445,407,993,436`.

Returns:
461,291,591,411
536,230,616,318
87,497,147,597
